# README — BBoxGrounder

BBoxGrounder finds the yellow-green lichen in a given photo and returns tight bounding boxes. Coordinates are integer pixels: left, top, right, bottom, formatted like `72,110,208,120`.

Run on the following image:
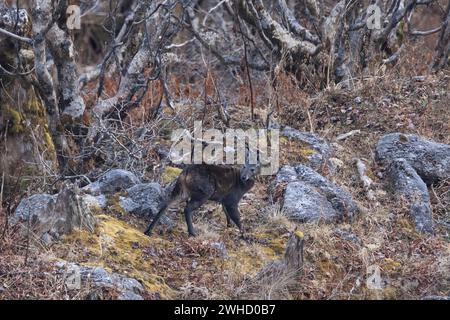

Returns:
161,166,182,184
225,243,279,276
279,136,289,144
43,131,55,153
396,20,405,46
294,230,304,239
2,107,24,134
399,134,408,143
299,147,317,159
384,258,401,271
105,192,128,216
267,238,286,255
24,97,45,116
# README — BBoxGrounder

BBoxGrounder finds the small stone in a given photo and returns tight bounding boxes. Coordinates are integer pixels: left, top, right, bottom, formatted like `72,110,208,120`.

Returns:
413,76,426,82
41,233,53,246
329,157,344,169
334,228,361,244
56,262,144,300
210,242,228,259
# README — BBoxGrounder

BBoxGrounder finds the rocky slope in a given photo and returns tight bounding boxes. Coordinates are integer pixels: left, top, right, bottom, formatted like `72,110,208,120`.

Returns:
1,74,449,300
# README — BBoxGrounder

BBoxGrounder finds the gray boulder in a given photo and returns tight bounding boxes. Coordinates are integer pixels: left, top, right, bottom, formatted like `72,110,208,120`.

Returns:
56,262,144,300
12,185,97,240
273,165,299,185
14,193,56,221
83,169,140,195
294,165,359,217
376,133,450,184
118,182,175,229
282,127,333,169
273,165,359,222
387,158,433,234
82,193,107,209
119,183,165,217
283,182,339,221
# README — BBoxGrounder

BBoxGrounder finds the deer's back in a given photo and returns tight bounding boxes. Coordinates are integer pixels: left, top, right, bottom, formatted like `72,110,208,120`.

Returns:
179,164,240,200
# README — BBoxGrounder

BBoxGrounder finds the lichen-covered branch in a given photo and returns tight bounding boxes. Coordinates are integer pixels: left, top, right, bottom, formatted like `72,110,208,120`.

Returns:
46,23,85,121
276,0,320,44
31,0,70,169
235,0,321,58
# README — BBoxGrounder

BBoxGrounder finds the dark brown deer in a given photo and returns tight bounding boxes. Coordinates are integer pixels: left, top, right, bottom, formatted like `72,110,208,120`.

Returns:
144,163,259,237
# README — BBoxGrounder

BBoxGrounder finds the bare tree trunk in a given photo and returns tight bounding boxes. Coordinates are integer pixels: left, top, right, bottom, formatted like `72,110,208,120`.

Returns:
432,1,450,70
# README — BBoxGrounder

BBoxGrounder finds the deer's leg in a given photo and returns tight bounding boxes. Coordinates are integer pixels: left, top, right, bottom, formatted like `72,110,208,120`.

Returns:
184,195,208,237
144,203,167,235
223,202,244,235
221,203,232,227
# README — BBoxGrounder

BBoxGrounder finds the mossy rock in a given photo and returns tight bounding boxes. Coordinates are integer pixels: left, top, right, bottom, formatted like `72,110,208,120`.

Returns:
62,214,175,298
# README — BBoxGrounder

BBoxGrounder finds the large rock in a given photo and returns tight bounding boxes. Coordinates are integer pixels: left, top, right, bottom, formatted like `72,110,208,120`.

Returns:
294,165,359,217
283,182,339,221
273,165,359,222
375,133,450,234
82,193,107,209
56,262,144,300
118,182,174,229
282,127,333,169
387,159,433,234
119,183,165,217
14,194,56,221
376,133,450,184
83,169,140,195
12,185,97,240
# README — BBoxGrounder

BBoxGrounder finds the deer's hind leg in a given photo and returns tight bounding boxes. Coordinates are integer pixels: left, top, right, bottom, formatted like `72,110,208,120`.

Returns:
183,193,211,237
144,203,167,235
221,203,232,228
222,201,243,235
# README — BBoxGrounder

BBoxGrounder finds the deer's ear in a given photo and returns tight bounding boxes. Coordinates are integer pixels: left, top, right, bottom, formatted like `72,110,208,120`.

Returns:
244,145,258,166
244,145,250,165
